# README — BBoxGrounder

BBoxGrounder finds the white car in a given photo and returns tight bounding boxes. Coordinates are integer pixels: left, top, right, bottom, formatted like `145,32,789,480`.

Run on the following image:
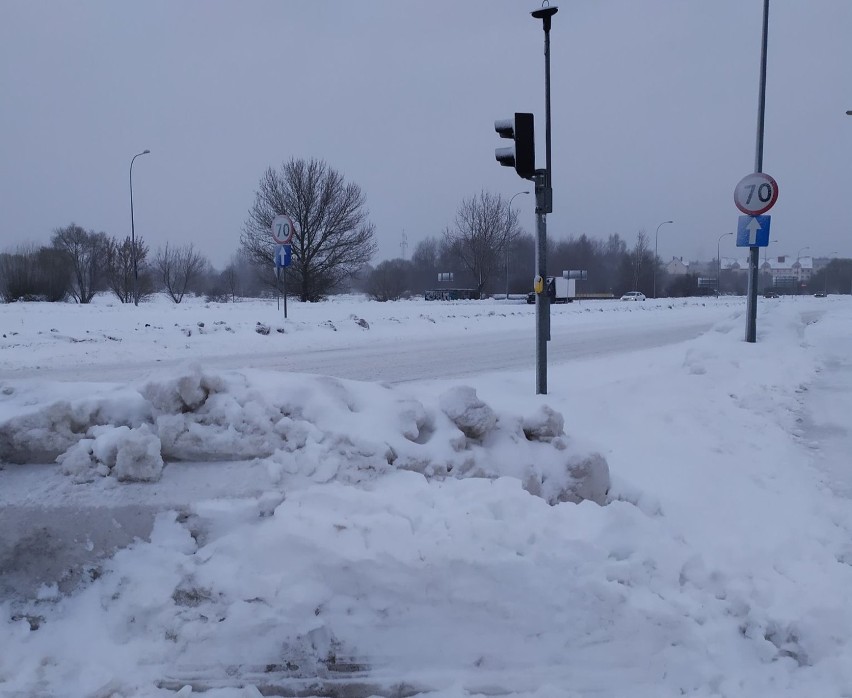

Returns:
620,291,646,301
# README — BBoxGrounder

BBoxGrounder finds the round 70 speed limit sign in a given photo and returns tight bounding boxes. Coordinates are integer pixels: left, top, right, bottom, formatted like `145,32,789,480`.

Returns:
271,214,295,244
734,172,779,216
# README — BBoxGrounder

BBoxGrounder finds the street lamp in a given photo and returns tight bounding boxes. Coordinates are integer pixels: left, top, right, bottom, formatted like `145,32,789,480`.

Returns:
653,220,673,299
717,231,733,294
130,149,151,306
825,251,838,294
796,246,810,295
763,238,779,266
506,191,530,299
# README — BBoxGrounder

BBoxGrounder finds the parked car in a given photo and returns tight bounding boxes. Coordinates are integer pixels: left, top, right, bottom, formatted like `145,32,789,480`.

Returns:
763,291,780,298
814,292,827,298
620,291,646,301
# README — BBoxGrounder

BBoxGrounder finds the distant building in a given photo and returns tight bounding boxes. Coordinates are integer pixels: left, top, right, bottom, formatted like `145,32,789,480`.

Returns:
721,255,813,285
761,255,813,288
666,257,689,276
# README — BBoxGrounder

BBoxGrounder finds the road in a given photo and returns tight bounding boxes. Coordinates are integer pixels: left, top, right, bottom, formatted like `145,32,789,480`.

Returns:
1,317,715,384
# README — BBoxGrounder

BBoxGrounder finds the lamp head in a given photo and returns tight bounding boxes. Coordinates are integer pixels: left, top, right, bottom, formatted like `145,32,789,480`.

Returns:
531,5,558,19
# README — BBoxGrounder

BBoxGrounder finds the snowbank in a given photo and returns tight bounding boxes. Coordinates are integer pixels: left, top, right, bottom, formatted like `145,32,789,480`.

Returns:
1,365,610,506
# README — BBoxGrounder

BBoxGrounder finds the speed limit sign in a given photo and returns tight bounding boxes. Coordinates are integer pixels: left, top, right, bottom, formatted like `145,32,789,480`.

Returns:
271,214,295,244
734,172,778,216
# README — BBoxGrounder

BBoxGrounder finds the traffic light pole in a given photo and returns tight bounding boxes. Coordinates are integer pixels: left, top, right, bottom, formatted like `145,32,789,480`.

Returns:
494,6,557,395
532,4,557,395
534,171,549,395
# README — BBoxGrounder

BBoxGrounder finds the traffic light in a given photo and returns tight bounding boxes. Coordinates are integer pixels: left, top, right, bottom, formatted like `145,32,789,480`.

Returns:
495,112,535,179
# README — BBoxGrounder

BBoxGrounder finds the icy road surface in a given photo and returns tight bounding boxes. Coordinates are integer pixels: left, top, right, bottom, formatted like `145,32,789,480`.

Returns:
0,296,730,384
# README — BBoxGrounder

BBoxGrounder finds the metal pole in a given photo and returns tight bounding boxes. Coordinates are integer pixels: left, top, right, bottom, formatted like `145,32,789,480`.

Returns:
796,246,809,295
129,149,150,307
717,232,732,294
535,173,548,395
746,0,769,342
531,4,557,395
654,220,673,299
506,191,529,299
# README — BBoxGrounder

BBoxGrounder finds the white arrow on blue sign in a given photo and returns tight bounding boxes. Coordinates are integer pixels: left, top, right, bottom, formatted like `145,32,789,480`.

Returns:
736,215,771,247
274,244,292,269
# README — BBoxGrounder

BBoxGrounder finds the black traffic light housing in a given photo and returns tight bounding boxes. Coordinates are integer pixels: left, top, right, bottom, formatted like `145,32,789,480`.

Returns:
495,112,535,180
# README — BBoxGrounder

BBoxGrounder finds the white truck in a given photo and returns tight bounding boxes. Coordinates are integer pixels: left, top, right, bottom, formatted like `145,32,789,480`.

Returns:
527,276,576,304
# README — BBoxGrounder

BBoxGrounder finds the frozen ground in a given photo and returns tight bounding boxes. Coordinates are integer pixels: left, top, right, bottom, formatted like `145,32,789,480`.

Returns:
1,294,851,698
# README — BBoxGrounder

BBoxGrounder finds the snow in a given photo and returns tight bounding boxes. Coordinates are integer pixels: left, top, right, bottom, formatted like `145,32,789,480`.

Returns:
1,293,852,697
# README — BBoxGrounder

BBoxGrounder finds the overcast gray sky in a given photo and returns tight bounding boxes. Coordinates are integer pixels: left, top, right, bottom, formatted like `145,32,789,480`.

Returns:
2,1,851,269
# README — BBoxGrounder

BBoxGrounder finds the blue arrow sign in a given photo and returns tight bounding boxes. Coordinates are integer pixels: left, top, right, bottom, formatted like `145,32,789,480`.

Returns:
736,215,771,247
274,244,293,269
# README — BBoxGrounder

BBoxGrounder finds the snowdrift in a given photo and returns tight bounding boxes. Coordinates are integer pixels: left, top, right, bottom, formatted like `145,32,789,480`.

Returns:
0,366,610,505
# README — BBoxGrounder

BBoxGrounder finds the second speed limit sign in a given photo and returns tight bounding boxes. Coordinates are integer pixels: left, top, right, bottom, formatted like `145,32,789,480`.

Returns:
734,172,778,216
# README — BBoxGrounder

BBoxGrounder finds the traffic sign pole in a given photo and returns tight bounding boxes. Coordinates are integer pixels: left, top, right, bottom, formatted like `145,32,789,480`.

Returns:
271,215,295,316
746,0,770,344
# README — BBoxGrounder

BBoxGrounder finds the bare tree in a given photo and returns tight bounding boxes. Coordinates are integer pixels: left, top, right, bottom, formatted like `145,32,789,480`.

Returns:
241,157,377,302
366,259,412,301
631,229,653,293
442,191,521,296
51,224,107,303
154,242,206,303
0,245,38,302
105,235,151,303
35,247,71,302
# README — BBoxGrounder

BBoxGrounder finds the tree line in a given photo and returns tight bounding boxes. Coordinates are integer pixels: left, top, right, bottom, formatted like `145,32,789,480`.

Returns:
0,225,265,304
6,155,846,304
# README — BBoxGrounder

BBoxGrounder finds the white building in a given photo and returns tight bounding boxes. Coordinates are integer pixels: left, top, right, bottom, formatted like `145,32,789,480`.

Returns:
719,255,814,291
666,257,689,276
761,255,813,288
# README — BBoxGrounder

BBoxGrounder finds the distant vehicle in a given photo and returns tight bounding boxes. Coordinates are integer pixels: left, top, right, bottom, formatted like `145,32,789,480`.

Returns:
814,292,827,298
526,276,576,304
763,291,780,298
620,291,646,301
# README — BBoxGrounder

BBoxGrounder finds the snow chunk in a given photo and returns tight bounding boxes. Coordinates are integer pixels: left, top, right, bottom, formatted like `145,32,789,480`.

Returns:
0,394,149,464
522,404,565,441
438,386,497,440
141,365,226,414
58,425,163,482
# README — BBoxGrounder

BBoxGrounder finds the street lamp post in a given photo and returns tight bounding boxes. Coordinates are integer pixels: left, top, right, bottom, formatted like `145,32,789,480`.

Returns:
761,238,778,292
505,191,530,299
763,238,778,266
653,220,673,299
130,149,151,306
825,251,838,294
796,245,810,294
717,231,733,294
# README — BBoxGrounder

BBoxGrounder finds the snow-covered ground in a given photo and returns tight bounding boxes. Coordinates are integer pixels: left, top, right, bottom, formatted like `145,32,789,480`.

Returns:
1,294,851,698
